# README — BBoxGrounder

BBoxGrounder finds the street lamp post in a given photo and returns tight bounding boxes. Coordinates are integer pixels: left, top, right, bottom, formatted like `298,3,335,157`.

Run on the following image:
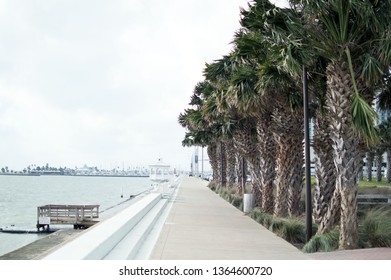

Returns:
242,157,246,195
303,65,313,242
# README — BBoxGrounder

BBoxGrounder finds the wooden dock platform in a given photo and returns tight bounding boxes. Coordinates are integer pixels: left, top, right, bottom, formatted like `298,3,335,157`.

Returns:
37,204,100,231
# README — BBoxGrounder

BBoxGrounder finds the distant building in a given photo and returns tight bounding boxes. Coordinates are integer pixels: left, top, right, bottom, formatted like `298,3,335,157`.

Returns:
377,106,390,125
149,158,170,182
190,147,199,176
362,98,390,178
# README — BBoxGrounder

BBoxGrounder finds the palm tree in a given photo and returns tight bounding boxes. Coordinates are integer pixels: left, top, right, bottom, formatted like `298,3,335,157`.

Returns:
238,0,337,224
179,82,223,180
224,60,269,208
377,72,391,183
375,146,385,182
201,60,245,189
366,149,375,181
231,28,277,214
290,0,391,249
239,2,306,217
378,118,391,183
203,54,266,204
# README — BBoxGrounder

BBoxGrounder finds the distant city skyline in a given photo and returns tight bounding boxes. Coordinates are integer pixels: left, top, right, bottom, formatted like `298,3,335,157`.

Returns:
0,148,212,173
1,161,172,172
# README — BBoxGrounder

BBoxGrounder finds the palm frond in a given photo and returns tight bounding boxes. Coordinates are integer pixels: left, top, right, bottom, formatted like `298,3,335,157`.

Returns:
360,54,384,87
351,94,379,144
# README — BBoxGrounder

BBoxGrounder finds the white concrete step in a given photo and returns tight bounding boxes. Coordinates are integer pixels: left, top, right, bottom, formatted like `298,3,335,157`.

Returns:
43,193,162,260
103,198,168,260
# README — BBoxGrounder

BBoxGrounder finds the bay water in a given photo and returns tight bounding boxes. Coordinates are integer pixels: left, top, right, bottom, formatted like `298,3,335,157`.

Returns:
0,175,152,256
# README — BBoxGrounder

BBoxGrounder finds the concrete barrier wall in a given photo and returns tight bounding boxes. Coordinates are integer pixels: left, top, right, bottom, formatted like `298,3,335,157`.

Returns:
43,193,162,260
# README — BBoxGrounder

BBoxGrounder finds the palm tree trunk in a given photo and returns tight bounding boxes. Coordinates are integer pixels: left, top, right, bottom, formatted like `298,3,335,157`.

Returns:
358,158,364,181
326,61,360,249
235,154,245,195
207,144,219,182
312,114,336,224
247,159,262,207
215,143,222,183
366,151,374,181
219,142,227,188
256,115,276,214
225,139,237,187
232,118,262,207
387,148,391,183
236,153,248,196
376,149,383,182
272,107,304,217
317,186,341,234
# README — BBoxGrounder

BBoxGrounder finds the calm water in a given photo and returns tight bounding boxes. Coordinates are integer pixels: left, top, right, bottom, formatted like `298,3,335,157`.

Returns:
0,175,152,256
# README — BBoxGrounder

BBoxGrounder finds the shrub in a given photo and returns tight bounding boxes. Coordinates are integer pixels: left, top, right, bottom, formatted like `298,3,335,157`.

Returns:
248,208,274,228
208,181,218,191
359,206,391,248
227,185,238,195
248,207,263,221
219,188,231,201
268,217,285,232
302,228,339,253
261,213,274,229
276,218,306,244
230,195,243,210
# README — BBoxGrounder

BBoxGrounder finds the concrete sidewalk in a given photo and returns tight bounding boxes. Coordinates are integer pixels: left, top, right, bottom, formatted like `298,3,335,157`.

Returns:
309,247,391,260
150,177,309,260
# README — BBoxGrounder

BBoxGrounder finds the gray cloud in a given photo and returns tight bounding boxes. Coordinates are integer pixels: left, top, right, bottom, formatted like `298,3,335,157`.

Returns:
0,0,276,170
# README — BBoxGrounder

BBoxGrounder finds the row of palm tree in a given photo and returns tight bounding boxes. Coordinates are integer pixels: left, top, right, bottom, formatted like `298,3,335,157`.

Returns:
179,0,391,250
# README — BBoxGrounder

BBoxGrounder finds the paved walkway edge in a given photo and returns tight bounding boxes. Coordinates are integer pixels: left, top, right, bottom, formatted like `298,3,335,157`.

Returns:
150,177,309,260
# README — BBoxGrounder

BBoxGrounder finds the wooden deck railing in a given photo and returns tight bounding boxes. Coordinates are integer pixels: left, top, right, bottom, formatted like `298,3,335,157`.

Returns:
37,204,100,230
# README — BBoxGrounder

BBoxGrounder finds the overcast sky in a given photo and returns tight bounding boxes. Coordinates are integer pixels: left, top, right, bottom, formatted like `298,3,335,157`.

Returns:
0,0,288,171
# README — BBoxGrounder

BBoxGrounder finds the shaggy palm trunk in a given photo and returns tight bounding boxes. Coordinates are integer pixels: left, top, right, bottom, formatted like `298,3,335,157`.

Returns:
317,188,341,234
256,115,276,214
325,62,360,250
387,149,391,183
215,144,221,182
246,161,262,207
366,151,374,181
225,139,237,187
236,154,245,195
376,150,383,182
207,144,219,182
218,142,227,188
272,107,304,217
233,118,262,207
312,114,336,224
358,159,364,181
